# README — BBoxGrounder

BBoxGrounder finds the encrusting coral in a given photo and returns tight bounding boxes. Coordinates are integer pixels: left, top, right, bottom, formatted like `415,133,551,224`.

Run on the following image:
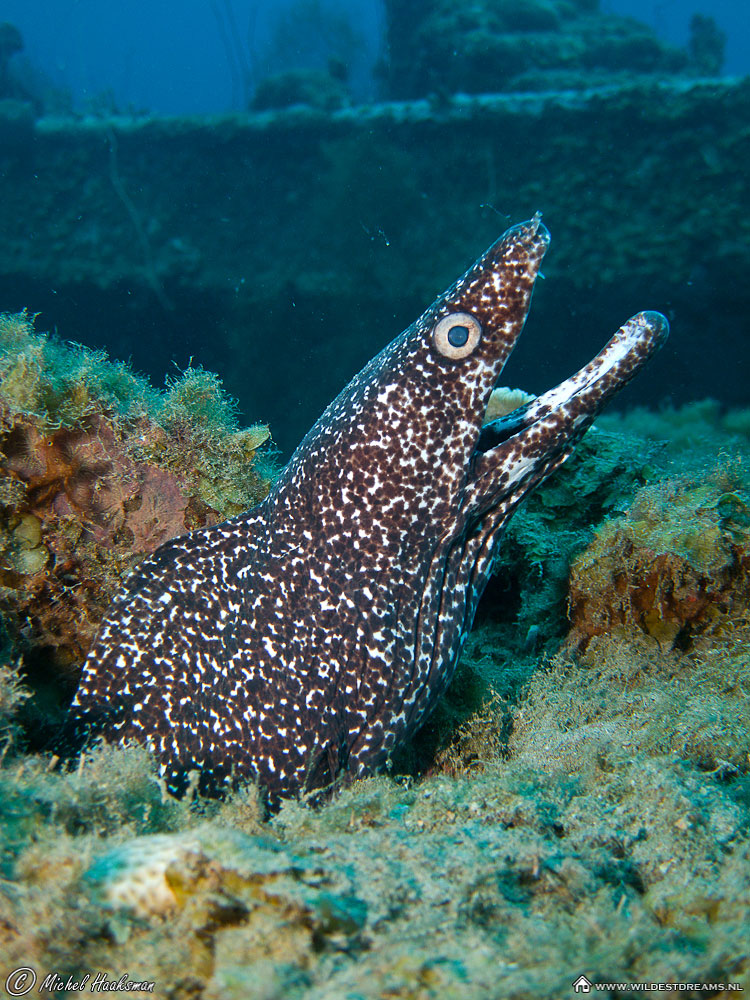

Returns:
568,456,750,648
0,311,273,723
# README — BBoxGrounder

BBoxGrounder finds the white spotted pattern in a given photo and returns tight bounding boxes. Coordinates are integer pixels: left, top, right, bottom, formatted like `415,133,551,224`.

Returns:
71,217,668,806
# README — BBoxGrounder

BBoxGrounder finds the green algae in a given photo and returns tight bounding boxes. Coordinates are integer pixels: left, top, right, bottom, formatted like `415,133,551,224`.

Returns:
1,400,749,996
568,463,750,647
0,310,159,423
488,427,662,646
1,661,748,996
0,311,275,501
0,656,28,749
0,310,275,735
598,399,750,456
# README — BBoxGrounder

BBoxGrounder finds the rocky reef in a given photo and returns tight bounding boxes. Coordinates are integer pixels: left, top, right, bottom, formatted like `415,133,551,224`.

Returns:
0,311,273,738
0,313,748,994
569,462,750,649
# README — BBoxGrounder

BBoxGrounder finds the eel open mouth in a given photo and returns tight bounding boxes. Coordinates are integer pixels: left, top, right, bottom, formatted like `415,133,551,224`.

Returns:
477,310,669,454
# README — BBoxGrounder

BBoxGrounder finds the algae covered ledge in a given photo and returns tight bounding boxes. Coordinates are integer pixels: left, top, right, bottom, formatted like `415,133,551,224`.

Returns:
0,305,748,996
0,310,274,733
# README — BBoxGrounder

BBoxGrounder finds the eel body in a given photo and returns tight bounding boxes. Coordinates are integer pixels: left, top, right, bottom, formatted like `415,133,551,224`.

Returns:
72,216,668,803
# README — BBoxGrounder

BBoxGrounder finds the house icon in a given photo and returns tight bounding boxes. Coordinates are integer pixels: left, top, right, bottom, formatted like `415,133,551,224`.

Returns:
572,975,593,994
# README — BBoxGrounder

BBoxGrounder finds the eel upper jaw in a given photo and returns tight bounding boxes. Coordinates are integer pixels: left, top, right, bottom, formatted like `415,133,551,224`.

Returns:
466,309,670,512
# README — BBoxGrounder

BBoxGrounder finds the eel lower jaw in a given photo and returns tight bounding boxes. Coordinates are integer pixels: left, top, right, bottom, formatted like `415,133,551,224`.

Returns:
476,310,669,456
468,310,669,505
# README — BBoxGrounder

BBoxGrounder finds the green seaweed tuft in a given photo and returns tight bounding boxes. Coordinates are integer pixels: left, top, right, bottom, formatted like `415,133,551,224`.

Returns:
0,309,159,423
160,364,239,435
0,310,274,729
0,655,30,748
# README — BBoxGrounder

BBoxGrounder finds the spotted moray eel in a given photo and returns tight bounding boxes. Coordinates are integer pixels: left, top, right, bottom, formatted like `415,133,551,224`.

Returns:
72,215,668,805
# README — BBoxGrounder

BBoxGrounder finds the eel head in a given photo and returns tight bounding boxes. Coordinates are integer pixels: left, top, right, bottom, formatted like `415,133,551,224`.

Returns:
286,213,668,561
275,214,668,767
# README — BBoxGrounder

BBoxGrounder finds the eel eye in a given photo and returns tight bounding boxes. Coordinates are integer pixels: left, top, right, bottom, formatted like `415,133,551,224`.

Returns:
433,312,482,360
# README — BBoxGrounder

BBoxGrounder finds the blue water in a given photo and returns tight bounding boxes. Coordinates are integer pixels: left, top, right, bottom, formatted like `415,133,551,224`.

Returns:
1,0,747,453
0,0,384,115
605,0,749,74
1,0,748,116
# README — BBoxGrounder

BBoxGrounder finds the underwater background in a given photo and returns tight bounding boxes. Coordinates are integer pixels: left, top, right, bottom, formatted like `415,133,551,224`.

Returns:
1,1,749,998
